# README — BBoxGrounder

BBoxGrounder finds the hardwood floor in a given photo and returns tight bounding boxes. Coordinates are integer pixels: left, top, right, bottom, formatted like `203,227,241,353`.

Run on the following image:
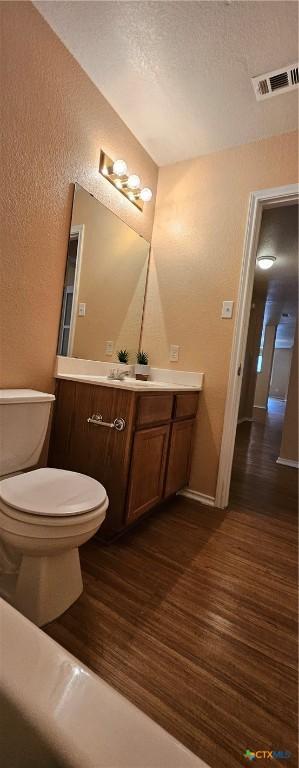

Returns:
231,398,298,515
45,399,298,768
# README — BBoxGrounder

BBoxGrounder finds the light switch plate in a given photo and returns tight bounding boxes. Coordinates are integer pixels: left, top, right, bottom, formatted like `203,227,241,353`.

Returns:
105,341,114,356
221,301,234,319
78,302,86,317
170,344,179,362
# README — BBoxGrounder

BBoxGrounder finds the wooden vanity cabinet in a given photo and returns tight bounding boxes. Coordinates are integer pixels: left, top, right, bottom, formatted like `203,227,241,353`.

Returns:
49,381,199,539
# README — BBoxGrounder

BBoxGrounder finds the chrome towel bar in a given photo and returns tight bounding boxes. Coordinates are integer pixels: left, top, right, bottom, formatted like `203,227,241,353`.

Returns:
87,414,126,432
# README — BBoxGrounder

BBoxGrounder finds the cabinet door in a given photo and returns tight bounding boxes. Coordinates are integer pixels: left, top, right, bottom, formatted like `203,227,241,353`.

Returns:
49,380,135,537
164,419,194,497
126,425,170,523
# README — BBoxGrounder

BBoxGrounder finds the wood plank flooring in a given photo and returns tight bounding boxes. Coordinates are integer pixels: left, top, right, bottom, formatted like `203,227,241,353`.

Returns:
45,399,298,768
230,398,298,515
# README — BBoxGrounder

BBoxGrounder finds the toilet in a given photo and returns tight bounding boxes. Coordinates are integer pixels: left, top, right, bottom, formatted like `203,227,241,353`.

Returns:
0,389,108,626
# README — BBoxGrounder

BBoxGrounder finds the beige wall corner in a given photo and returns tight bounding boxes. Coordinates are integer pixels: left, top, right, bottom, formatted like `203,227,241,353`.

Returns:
0,2,157,393
141,132,298,497
279,324,298,465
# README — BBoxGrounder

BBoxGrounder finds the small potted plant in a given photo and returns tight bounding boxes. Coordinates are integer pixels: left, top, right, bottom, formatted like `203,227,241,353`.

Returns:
117,349,129,365
135,351,150,381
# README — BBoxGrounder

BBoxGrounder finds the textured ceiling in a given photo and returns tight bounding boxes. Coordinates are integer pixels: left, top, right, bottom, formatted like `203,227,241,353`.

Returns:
35,0,298,165
255,205,298,347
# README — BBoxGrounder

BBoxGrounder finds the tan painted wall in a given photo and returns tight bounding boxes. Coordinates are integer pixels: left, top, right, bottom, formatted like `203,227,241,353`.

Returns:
141,132,298,497
269,347,293,400
0,2,157,392
71,187,149,362
254,325,277,409
280,325,298,464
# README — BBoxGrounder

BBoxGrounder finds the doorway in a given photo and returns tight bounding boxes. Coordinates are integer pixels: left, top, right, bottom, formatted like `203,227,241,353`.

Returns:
216,184,298,509
231,203,298,509
57,224,84,356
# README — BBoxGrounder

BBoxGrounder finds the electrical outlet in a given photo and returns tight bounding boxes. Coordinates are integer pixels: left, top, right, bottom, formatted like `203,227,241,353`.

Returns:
170,344,179,362
105,341,114,356
221,301,234,319
78,303,86,317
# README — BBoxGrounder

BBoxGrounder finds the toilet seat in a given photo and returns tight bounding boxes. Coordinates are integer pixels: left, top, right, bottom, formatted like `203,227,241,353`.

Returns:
0,467,108,626
0,467,107,517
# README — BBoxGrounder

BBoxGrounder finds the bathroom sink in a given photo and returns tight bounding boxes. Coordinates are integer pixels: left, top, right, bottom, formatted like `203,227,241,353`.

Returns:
122,378,171,389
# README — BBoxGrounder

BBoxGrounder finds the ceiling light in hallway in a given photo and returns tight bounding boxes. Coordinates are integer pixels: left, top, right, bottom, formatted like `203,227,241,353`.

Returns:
257,255,277,270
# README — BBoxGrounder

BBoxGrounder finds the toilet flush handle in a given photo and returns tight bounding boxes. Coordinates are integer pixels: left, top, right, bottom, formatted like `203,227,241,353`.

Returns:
87,414,126,431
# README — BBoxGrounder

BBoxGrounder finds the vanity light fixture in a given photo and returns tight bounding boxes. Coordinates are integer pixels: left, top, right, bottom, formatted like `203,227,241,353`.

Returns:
140,187,153,203
256,255,277,270
99,150,153,211
113,158,127,176
127,174,141,189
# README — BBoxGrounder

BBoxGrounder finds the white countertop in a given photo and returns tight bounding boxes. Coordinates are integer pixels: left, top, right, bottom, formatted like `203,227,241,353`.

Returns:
56,373,203,392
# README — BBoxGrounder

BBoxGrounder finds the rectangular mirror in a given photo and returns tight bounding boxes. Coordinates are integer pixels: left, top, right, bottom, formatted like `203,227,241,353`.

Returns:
57,184,150,362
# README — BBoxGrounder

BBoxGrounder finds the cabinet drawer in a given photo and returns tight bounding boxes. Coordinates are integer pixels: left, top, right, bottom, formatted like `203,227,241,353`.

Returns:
136,393,174,427
174,392,199,419
126,425,170,523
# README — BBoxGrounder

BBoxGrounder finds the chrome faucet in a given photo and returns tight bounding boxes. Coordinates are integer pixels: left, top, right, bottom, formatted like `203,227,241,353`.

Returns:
108,368,131,381
117,368,130,381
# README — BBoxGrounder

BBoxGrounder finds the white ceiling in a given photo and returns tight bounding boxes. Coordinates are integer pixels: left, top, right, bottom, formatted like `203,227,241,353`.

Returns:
35,0,298,165
254,204,298,347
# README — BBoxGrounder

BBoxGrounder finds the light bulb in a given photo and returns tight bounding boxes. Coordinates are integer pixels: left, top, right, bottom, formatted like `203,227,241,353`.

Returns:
128,174,140,189
257,256,276,270
113,159,127,176
140,187,153,203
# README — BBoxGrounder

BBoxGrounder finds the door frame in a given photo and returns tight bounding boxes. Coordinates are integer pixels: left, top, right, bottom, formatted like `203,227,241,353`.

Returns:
57,284,74,355
67,224,85,356
215,183,299,509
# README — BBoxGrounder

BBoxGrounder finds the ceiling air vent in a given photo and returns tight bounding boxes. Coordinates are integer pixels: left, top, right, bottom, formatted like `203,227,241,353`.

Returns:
251,63,299,101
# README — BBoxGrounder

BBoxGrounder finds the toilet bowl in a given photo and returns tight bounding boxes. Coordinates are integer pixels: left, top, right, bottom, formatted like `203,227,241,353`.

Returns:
0,390,108,626
0,467,108,626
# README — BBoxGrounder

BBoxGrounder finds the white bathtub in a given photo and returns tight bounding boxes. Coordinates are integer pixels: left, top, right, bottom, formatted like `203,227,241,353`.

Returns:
0,599,208,768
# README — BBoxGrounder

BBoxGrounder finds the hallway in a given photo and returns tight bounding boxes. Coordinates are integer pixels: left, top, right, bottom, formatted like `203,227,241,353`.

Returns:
230,398,298,515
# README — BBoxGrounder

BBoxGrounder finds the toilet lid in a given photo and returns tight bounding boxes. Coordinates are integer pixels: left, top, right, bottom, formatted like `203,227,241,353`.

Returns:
0,468,107,517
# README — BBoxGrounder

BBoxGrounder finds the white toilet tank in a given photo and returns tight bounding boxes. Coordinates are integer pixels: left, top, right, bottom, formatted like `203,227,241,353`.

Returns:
0,390,55,478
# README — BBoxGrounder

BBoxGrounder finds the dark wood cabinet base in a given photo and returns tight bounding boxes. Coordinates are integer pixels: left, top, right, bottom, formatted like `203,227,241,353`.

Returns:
49,380,199,539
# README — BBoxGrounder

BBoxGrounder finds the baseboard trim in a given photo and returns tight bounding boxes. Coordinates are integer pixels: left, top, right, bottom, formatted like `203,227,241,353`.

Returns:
276,457,299,469
178,488,216,506
237,417,253,424
253,405,267,410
